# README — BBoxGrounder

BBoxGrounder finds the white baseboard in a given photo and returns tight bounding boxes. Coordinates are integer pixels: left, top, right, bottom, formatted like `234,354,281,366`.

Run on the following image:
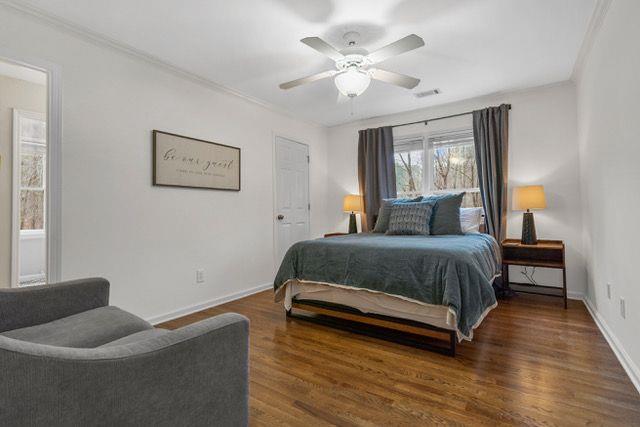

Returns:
583,297,640,394
146,283,273,325
568,291,585,300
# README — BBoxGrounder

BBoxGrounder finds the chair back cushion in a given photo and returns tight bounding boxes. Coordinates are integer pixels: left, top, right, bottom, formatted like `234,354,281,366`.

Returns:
1,306,152,348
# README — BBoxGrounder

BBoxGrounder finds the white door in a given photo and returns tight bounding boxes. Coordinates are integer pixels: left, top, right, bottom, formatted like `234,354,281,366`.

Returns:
274,136,310,264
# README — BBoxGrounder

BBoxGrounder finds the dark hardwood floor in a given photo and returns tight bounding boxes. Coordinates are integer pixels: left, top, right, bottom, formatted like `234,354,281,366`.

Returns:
159,291,640,426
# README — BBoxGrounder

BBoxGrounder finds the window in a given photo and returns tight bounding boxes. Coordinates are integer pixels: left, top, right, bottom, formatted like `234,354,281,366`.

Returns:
428,129,481,207
393,136,424,199
393,129,482,208
17,114,47,230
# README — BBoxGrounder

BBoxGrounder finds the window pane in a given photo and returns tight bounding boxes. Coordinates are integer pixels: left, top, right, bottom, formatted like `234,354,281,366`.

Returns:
20,152,45,188
20,117,46,142
20,189,45,230
432,143,482,208
462,191,483,208
394,149,423,198
433,143,478,191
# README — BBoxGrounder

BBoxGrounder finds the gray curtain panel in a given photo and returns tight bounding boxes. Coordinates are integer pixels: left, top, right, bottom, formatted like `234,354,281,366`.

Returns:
472,104,510,243
357,126,397,231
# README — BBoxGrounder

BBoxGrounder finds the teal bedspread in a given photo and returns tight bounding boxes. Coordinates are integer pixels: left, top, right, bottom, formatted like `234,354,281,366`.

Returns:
273,233,501,339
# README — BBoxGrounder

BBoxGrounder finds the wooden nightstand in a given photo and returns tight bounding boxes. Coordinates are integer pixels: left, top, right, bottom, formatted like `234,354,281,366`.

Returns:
324,232,349,238
501,239,567,309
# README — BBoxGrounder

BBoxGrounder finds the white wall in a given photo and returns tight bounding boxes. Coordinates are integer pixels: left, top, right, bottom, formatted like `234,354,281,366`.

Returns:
326,82,585,296
575,0,640,385
0,74,47,287
19,230,46,280
0,6,329,319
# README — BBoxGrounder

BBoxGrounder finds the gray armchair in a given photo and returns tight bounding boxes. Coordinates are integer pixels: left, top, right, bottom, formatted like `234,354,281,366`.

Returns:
0,278,249,426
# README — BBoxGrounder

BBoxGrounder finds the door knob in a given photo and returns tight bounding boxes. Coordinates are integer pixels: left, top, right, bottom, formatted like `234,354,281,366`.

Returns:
277,214,285,220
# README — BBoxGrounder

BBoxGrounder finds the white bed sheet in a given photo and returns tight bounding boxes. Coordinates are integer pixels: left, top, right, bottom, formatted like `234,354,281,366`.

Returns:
278,279,456,332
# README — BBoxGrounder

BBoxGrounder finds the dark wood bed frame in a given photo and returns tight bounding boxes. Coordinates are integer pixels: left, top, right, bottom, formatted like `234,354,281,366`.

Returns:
286,300,457,356
283,221,488,357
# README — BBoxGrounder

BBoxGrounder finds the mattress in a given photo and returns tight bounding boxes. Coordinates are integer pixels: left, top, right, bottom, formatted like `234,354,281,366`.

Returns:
279,279,458,335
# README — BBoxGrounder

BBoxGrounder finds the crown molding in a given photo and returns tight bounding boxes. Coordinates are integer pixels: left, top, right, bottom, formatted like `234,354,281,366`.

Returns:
571,0,613,82
0,1,326,128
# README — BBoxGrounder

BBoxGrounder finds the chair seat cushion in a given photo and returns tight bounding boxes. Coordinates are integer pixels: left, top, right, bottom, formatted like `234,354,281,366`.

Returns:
0,306,153,348
99,328,170,347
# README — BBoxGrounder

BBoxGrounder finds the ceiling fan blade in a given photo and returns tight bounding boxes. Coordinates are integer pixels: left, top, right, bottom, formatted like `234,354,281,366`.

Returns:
370,68,420,89
279,70,337,90
300,37,344,61
367,34,425,64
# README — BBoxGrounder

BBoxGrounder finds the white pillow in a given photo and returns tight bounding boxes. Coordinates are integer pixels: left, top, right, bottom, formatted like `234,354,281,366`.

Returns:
460,207,483,233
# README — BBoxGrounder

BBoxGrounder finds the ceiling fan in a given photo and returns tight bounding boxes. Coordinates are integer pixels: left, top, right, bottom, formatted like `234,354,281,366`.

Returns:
279,32,424,98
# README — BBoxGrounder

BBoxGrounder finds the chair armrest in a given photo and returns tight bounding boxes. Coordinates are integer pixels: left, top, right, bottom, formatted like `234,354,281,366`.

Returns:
0,312,249,426
0,277,110,332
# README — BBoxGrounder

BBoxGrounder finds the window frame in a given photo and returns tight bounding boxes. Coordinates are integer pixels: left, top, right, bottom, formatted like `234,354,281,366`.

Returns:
393,134,425,199
393,127,481,204
14,110,47,233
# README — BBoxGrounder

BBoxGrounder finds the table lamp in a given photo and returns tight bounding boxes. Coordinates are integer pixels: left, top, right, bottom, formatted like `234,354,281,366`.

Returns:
343,194,363,234
513,185,546,245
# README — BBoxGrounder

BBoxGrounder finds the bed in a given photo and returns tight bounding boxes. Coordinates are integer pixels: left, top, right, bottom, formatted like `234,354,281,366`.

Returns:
274,232,501,355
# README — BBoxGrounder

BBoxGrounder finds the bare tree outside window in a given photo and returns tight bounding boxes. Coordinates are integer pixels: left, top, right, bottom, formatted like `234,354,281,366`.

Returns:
18,116,46,230
433,144,482,207
394,149,423,198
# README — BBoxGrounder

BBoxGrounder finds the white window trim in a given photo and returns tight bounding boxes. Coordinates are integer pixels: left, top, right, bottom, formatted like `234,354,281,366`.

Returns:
20,229,46,239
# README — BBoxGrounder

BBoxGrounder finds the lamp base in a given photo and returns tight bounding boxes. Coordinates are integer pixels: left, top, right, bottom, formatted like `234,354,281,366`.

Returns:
521,211,538,245
348,213,358,234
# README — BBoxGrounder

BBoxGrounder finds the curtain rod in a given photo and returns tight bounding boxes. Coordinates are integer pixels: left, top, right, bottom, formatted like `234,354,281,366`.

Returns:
390,104,511,129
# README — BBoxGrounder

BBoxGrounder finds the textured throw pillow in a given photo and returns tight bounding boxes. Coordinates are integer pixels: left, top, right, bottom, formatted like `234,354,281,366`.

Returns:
460,207,483,233
422,193,465,235
372,196,422,233
385,201,434,235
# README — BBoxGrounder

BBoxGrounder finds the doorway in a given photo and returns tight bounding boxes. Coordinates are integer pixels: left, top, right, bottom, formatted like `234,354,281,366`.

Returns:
274,136,310,265
0,54,61,288
12,109,47,285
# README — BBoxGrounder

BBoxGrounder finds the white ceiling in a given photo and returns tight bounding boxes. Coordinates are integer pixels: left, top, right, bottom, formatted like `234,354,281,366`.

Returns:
15,0,596,126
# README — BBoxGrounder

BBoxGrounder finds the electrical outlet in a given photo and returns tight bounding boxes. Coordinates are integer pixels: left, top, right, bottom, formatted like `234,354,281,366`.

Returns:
606,283,612,299
620,297,626,319
196,269,205,284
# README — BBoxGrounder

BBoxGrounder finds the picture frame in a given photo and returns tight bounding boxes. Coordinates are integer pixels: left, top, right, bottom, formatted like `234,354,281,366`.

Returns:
152,130,241,191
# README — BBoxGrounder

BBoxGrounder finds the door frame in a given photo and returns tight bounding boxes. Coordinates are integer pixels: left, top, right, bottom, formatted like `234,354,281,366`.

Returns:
1,48,62,287
272,133,311,270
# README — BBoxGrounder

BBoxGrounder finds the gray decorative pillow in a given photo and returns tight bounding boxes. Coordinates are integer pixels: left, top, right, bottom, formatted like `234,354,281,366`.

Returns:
386,201,434,235
372,196,422,233
422,193,465,235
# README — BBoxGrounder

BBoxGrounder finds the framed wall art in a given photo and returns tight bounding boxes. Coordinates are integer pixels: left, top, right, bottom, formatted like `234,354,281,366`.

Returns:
152,130,240,191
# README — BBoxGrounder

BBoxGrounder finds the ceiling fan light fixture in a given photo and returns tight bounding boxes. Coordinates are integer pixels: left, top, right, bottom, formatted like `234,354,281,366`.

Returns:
334,69,371,98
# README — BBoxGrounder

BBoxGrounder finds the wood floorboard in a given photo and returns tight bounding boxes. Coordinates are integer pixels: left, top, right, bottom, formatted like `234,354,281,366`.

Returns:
158,291,640,426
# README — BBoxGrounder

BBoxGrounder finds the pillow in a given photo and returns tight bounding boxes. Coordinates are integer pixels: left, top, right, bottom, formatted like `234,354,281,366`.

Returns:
460,207,483,233
372,196,422,233
385,201,434,235
422,193,465,235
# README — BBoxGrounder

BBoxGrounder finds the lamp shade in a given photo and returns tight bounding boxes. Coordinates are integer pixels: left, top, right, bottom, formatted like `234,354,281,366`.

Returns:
335,69,371,97
513,185,547,211
343,194,363,212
